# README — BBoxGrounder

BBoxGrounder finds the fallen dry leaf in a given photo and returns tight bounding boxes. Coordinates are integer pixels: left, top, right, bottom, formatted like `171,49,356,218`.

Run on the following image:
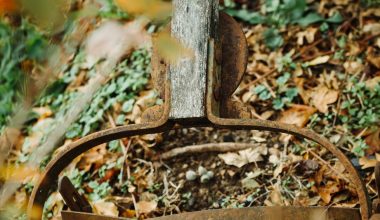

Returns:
310,86,339,113
363,22,380,35
279,105,317,127
365,129,380,155
218,145,267,168
359,154,380,169
93,200,119,217
365,76,380,90
343,60,364,74
367,52,380,69
136,200,157,214
270,183,284,206
241,170,262,189
307,55,330,66
317,181,340,204
296,27,318,45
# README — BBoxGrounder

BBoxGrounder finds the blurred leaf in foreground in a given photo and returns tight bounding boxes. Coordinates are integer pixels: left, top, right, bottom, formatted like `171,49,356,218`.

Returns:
115,0,171,21
154,30,193,64
0,0,18,14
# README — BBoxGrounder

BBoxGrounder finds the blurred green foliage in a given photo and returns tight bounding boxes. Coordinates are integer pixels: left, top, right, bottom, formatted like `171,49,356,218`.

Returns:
0,20,47,130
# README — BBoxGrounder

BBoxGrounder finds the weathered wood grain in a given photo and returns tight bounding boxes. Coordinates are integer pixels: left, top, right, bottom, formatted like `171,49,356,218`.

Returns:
169,0,219,120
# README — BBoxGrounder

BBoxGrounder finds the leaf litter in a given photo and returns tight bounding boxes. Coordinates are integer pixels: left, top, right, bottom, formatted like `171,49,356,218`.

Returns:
1,0,380,219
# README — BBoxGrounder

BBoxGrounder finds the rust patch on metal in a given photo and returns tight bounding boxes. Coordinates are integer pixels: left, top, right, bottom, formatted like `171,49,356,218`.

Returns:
62,207,361,220
219,12,248,98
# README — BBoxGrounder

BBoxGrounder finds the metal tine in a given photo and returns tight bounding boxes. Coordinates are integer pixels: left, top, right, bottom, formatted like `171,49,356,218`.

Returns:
58,176,93,213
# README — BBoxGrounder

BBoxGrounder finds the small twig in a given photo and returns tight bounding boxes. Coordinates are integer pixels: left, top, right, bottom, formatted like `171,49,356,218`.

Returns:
240,68,277,91
131,194,139,218
159,143,260,160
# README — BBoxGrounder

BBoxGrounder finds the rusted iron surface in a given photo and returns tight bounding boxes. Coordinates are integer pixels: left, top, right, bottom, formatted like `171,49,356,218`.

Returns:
219,12,248,98
156,207,361,220
62,207,361,220
59,176,92,213
28,12,374,220
62,211,128,220
373,162,380,214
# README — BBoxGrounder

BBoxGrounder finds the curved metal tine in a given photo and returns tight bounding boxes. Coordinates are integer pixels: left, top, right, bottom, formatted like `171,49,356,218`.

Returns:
59,176,92,213
27,121,172,220
205,40,371,220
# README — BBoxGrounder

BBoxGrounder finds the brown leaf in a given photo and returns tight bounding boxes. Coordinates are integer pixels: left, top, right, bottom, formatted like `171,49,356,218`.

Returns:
279,105,317,127
136,200,157,214
358,154,380,169
317,181,340,204
367,52,380,69
310,86,339,113
365,129,380,155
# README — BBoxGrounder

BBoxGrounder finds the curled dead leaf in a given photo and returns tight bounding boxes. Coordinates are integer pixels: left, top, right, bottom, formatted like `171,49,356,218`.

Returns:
279,105,317,128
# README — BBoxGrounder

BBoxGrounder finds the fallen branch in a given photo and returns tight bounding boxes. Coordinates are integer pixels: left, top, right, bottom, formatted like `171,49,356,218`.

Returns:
159,142,258,160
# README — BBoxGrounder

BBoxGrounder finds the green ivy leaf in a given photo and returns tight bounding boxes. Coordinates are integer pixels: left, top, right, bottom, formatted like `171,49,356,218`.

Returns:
296,12,324,27
263,28,284,50
326,12,343,23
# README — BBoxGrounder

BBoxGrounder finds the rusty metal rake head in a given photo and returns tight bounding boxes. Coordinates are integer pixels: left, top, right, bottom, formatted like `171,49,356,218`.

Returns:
27,0,378,219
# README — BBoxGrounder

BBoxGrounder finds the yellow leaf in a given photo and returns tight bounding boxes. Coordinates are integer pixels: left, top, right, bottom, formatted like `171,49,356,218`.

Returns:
154,31,194,64
0,165,40,182
115,0,172,20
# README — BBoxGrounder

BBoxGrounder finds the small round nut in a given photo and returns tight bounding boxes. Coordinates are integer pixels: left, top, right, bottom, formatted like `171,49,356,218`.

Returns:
200,174,210,183
198,166,207,176
186,170,197,181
